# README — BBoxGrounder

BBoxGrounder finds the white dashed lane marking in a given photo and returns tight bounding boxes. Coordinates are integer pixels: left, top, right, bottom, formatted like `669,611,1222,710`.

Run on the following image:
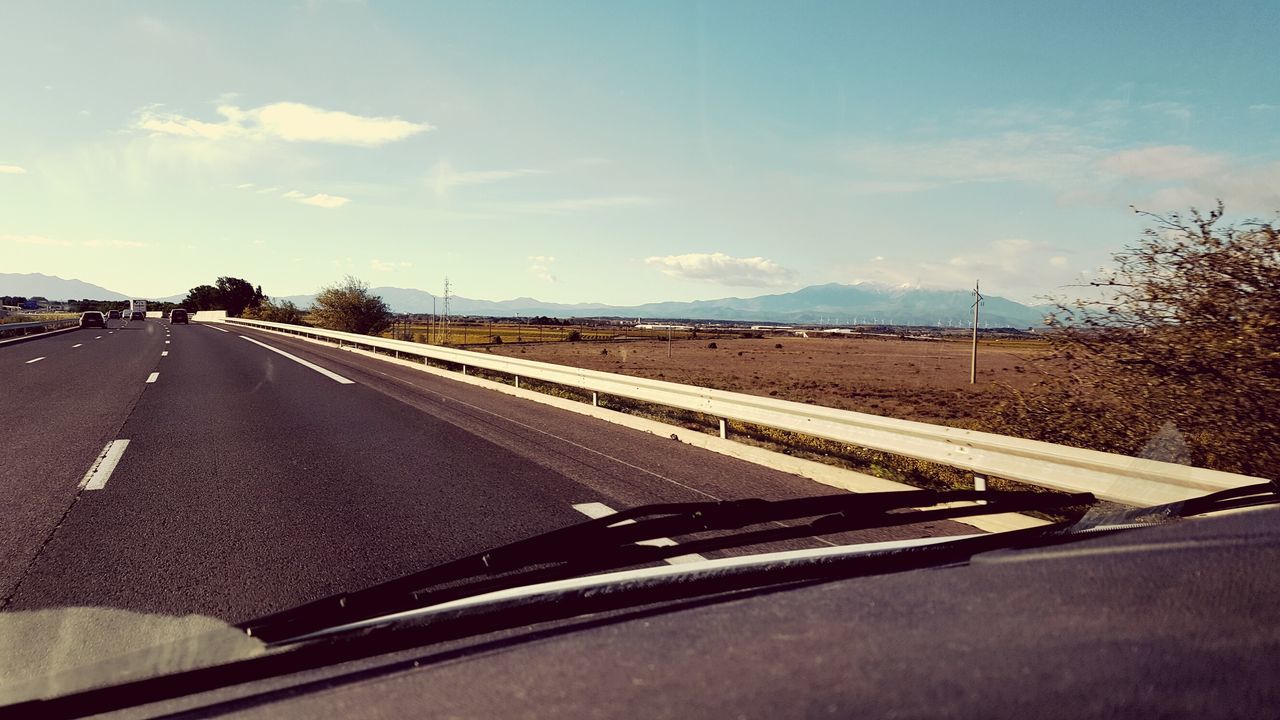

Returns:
572,502,707,565
161,351,169,357
146,372,159,383
72,343,83,348
25,357,46,364
80,440,130,491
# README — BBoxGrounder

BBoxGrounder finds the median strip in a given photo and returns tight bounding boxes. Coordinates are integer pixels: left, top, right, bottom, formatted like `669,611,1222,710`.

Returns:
572,502,707,564
240,335,355,384
25,357,45,364
80,439,130,491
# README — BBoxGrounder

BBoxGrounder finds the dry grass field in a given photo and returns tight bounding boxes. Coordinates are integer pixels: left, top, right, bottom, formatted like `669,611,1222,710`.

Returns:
485,334,1057,429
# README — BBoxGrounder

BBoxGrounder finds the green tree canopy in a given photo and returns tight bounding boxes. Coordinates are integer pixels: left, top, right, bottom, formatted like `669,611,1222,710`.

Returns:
180,277,267,316
309,275,392,335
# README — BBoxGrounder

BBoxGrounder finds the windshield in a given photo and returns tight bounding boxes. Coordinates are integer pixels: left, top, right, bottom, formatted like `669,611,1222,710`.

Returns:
1,0,1275,711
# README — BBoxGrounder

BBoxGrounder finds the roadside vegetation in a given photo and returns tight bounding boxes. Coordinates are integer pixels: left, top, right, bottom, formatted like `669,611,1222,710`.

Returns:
181,276,266,316
986,203,1279,478
307,275,392,335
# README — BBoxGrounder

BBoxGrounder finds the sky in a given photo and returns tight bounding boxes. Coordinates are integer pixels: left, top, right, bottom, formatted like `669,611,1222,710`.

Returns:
2,0,1277,304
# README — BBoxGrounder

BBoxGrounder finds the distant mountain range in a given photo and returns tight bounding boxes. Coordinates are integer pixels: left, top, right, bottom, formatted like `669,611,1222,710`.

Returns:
0,272,131,301
1,272,1050,327
279,282,1052,328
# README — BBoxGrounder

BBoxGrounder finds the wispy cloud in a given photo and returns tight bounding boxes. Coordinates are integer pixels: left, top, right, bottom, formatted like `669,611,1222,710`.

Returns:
429,161,544,195
234,183,351,208
845,238,1087,302
2,233,145,249
507,195,658,215
2,233,71,246
645,252,795,288
370,258,411,272
528,255,557,283
135,101,432,147
1140,160,1280,213
0,165,27,174
1099,145,1227,181
848,128,1103,191
297,193,350,208
81,239,146,248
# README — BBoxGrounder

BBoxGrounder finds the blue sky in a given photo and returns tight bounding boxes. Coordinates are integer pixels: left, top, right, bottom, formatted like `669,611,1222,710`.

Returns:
2,0,1277,304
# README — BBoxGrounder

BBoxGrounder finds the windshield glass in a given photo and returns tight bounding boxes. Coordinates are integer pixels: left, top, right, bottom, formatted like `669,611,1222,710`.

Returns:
1,0,1275,708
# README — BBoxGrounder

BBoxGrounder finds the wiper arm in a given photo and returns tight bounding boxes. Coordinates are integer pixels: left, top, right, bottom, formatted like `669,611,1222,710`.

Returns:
241,488,1090,643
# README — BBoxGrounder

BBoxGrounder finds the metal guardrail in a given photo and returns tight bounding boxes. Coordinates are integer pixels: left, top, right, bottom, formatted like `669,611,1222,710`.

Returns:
219,317,1266,506
0,319,79,332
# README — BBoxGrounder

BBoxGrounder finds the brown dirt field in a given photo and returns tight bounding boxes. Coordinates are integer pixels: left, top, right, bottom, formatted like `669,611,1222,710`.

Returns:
485,335,1058,428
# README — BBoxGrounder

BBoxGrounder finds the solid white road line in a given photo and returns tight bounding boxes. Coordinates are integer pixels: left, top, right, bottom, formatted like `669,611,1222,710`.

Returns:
146,372,159,383
240,336,355,384
72,343,83,348
572,502,707,564
209,325,229,333
161,351,169,356
80,439,130,491
25,357,46,364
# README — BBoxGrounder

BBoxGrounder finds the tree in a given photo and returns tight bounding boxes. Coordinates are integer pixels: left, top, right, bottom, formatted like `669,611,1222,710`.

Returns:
182,284,222,311
180,277,267,316
988,202,1279,477
309,275,392,335
215,276,265,317
243,299,306,324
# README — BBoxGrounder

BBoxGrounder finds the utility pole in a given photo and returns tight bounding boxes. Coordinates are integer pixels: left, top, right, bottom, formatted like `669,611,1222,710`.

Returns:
970,279,983,385
442,276,451,346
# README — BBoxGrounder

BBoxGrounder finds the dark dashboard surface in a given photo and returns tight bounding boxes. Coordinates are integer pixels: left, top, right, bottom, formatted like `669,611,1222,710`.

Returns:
150,507,1280,719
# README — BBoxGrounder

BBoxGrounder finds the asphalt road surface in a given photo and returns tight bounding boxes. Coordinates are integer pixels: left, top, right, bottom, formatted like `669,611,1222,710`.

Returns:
1,318,971,623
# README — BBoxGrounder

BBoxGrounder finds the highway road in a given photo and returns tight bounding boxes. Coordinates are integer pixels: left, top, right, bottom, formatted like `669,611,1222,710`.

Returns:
0,317,971,623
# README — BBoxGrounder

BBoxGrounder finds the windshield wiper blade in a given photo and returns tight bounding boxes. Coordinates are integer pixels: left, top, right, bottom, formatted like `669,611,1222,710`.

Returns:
241,488,1091,643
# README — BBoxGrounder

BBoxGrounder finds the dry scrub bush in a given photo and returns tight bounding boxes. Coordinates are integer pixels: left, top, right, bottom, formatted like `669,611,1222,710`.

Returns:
987,203,1279,478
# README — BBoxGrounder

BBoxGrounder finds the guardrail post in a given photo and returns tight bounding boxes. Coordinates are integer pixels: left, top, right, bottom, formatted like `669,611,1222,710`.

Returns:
719,419,727,439
515,375,520,389
462,365,467,376
592,392,598,407
974,474,987,492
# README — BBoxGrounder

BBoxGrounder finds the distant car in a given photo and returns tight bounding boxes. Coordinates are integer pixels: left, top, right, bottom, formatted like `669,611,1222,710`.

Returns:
170,309,189,324
79,311,106,329
129,311,146,321
107,310,121,319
